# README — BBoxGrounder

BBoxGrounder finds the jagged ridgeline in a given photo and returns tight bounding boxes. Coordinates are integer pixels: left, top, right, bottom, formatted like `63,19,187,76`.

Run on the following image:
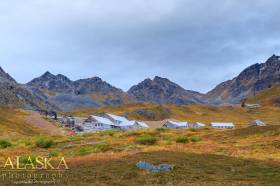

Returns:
0,67,57,111
0,54,280,111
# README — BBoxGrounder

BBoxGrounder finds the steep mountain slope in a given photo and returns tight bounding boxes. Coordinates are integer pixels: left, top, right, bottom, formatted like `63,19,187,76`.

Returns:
246,85,280,107
0,67,16,82
207,55,280,104
0,67,56,110
128,76,204,104
27,72,130,111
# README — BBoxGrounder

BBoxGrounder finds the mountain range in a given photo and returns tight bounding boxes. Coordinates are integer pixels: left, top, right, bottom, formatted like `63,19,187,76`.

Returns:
0,54,279,111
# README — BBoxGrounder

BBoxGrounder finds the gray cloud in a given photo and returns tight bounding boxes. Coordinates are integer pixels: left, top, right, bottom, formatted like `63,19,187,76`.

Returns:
0,0,280,93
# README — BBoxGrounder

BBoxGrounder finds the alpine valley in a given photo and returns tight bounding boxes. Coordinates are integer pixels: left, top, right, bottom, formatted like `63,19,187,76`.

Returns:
0,55,280,186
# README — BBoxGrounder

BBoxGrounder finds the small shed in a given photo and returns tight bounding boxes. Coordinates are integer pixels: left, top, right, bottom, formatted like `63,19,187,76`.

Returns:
210,122,235,129
250,120,266,127
162,120,188,129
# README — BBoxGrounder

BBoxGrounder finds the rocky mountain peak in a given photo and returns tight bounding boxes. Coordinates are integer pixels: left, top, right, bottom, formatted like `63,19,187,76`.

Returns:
27,71,73,93
74,76,123,94
41,71,56,79
266,54,280,62
154,76,167,81
128,76,203,104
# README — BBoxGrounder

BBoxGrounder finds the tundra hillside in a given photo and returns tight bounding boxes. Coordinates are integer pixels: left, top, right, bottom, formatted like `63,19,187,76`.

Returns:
0,85,279,185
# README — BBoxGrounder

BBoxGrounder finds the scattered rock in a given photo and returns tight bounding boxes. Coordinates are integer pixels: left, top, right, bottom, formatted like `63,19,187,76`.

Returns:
136,161,174,173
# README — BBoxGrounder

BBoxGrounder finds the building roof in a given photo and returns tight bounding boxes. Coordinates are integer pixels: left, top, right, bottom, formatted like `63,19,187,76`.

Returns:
118,120,135,127
135,121,149,128
255,119,265,125
251,119,266,126
166,120,188,127
90,115,115,125
106,113,129,122
210,122,235,127
194,122,205,126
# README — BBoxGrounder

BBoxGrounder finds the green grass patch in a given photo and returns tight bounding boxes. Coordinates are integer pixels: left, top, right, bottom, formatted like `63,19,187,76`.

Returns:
175,136,189,143
135,135,157,145
19,155,36,164
94,142,112,152
36,136,55,148
189,128,198,132
49,150,60,157
0,139,12,149
78,146,95,156
190,136,202,142
98,130,120,136
203,126,212,130
156,128,170,132
16,139,32,147
77,142,112,156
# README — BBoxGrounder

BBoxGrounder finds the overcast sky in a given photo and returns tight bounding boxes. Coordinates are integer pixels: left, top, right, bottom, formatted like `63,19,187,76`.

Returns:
0,0,279,93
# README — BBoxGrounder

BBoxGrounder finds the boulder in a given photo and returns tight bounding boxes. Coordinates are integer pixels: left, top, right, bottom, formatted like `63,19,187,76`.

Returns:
136,161,174,173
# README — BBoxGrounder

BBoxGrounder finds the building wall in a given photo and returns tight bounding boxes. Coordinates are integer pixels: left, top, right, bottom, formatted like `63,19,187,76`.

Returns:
82,122,114,132
163,122,179,129
212,126,234,129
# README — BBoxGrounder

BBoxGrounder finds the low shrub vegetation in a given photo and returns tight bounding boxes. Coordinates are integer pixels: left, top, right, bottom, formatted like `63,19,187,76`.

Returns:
0,139,12,149
36,136,55,148
122,130,142,137
19,155,36,164
190,136,202,142
175,136,189,143
135,135,157,145
16,139,32,147
99,130,120,136
203,126,212,130
189,128,198,132
49,150,60,157
156,128,170,132
78,146,95,156
93,142,111,152
77,142,112,156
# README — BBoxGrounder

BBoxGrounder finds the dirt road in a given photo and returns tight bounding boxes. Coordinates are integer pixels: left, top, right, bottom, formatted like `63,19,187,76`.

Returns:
25,111,66,136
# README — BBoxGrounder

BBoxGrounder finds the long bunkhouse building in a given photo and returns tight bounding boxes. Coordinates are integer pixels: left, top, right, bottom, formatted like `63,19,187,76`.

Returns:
210,122,235,129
